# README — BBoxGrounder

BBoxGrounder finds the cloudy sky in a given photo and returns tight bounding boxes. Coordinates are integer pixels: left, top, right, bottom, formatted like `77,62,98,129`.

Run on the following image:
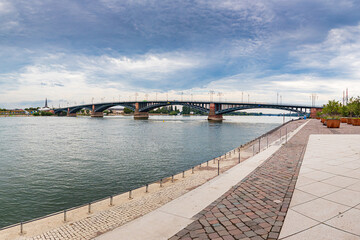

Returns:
1,0,360,108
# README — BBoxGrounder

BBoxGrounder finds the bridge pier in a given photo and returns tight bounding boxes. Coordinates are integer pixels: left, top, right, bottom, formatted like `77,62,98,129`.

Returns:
310,108,322,118
134,111,149,120
134,102,149,120
91,111,104,118
208,103,223,122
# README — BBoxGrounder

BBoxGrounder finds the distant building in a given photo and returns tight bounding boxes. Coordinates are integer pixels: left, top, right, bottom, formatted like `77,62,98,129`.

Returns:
39,98,51,112
0,109,26,115
109,106,124,114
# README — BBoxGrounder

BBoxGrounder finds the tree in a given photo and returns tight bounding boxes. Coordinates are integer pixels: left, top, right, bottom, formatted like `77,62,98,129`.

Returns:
123,107,134,114
182,106,190,114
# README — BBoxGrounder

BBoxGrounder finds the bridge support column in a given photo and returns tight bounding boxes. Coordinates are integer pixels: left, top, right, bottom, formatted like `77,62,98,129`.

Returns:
310,108,322,118
91,111,104,118
134,103,149,120
67,108,77,117
90,104,104,118
208,103,223,122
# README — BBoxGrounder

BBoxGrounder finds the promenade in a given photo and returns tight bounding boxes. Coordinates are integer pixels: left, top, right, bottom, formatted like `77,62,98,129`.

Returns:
99,119,360,240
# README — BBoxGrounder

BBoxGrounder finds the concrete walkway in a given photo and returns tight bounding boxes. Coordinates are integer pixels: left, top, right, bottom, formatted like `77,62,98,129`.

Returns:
279,134,360,239
96,121,308,240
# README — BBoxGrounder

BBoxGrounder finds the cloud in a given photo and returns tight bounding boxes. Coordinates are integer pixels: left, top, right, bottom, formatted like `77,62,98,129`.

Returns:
290,23,360,78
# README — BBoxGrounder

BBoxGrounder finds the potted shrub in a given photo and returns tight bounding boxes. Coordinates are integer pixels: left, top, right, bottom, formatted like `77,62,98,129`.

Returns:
340,105,348,123
351,97,360,126
346,97,360,125
322,100,341,128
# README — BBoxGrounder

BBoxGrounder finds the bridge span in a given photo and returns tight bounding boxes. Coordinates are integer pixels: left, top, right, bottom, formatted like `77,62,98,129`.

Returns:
53,101,322,121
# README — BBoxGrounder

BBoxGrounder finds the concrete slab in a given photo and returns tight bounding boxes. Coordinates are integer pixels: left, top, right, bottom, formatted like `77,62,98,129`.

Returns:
323,189,360,207
283,224,359,240
289,190,318,208
325,208,360,236
291,198,349,222
296,181,341,197
278,209,318,239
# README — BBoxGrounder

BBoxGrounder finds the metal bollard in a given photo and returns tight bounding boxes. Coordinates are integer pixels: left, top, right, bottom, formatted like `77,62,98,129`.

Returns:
171,175,174,182
20,222,23,234
64,210,67,222
217,160,220,175
192,167,194,174
253,145,255,155
110,195,113,206
199,163,201,168
213,158,215,164
207,161,209,166
88,202,91,213
129,190,132,199
259,138,261,152
160,179,163,187
145,184,149,193
238,150,241,163
182,171,185,178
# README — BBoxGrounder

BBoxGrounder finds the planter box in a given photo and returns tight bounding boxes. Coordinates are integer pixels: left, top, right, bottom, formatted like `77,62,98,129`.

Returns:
340,118,347,123
327,119,340,128
321,118,325,123
347,118,353,124
352,118,360,126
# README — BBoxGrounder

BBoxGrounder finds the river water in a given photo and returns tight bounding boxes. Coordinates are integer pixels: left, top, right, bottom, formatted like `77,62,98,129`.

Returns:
0,115,293,228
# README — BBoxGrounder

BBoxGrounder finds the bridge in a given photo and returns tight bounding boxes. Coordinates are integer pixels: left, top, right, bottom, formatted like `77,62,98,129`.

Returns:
53,101,322,121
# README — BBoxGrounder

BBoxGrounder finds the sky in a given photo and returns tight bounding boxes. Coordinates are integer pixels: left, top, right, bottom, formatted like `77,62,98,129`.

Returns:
1,0,360,108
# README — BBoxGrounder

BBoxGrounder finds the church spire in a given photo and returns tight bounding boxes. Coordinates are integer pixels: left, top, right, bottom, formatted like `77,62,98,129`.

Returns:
45,98,48,108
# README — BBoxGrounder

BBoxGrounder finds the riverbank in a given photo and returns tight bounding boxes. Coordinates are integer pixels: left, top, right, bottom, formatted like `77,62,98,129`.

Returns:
0,119,303,240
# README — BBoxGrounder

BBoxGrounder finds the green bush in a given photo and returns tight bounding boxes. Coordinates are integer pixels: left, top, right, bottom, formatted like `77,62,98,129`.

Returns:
322,100,341,118
123,107,134,114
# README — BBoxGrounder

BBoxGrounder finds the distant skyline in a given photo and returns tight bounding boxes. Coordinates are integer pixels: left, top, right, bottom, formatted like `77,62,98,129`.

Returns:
1,0,360,108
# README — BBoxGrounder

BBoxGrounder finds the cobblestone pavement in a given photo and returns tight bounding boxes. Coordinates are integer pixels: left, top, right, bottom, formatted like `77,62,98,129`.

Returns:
171,120,360,240
3,119,305,240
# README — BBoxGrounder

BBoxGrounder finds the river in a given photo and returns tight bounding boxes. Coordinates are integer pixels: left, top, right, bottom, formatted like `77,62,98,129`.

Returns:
0,115,294,228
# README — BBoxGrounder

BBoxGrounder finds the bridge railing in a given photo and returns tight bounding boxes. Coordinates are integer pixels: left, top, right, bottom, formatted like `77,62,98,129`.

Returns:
0,118,302,237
